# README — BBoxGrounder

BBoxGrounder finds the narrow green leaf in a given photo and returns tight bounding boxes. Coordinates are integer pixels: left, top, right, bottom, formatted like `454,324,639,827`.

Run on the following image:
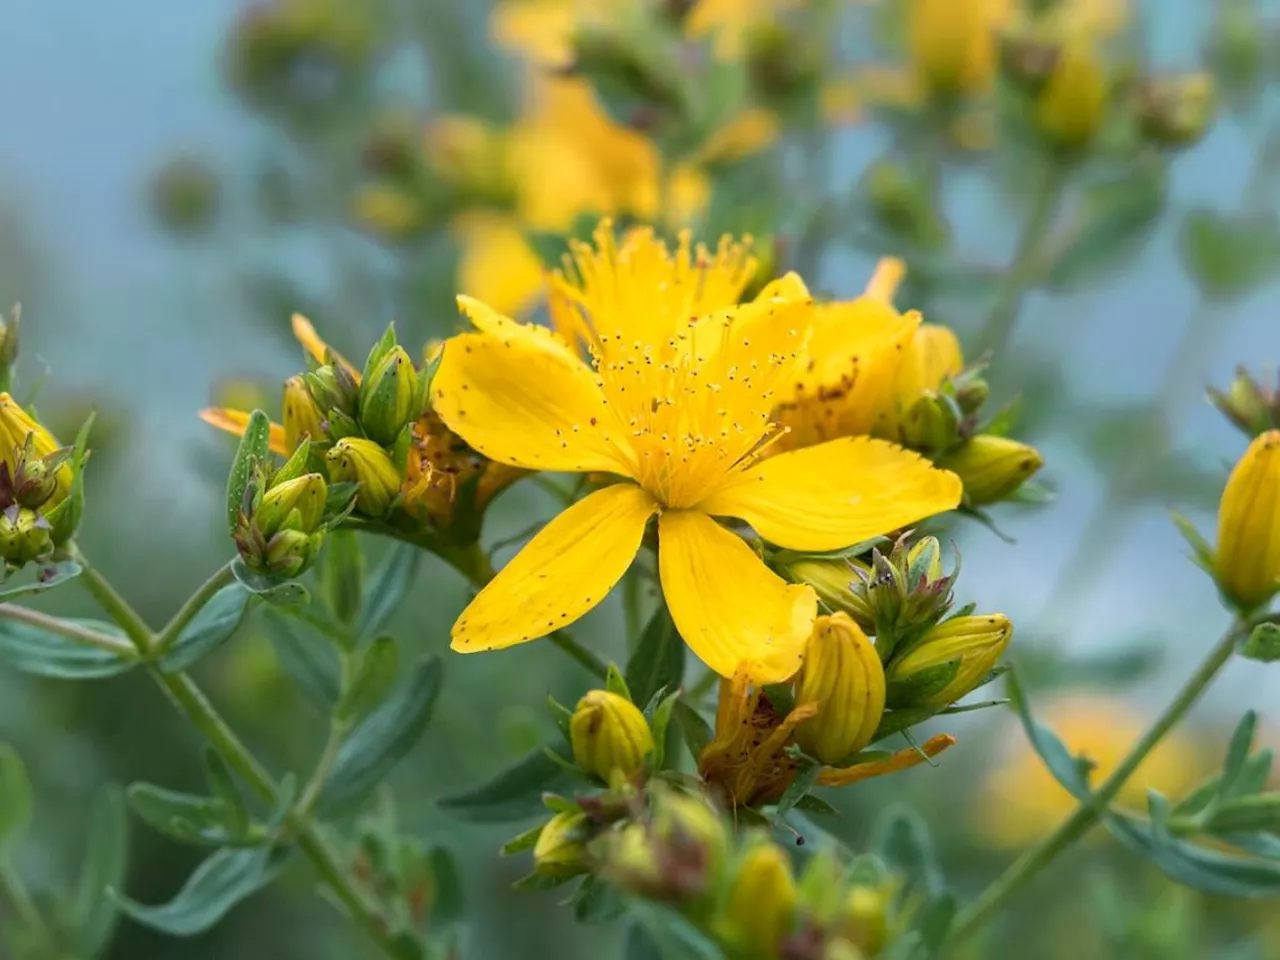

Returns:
0,744,32,849
500,824,545,856
870,805,945,900
673,701,712,761
159,584,252,673
126,783,242,846
648,690,680,771
428,846,465,926
321,529,364,627
573,875,626,924
321,656,442,815
71,785,130,956
0,560,82,601
625,605,685,708
437,744,579,823
1242,624,1280,663
511,872,574,892
605,663,632,701
112,846,286,936
1219,711,1259,801
265,613,341,710
0,617,135,679
204,748,250,837
358,544,421,640
776,757,821,819
226,409,272,536
794,794,841,817
336,636,400,723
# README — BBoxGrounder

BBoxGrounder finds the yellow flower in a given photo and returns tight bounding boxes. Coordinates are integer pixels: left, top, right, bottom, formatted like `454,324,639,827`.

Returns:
975,696,1200,849
1215,430,1280,611
700,665,955,809
907,0,1012,99
435,224,962,681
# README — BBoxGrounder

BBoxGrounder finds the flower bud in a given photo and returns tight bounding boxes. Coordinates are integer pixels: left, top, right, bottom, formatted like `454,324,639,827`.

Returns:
570,689,654,783
1035,44,1108,152
532,811,589,879
12,446,70,511
719,841,797,955
907,0,999,100
326,437,402,516
939,434,1044,506
265,528,325,579
283,375,326,452
0,505,53,568
892,325,964,414
256,473,327,538
998,29,1062,93
1136,73,1216,149
651,790,728,892
305,363,359,420
953,370,990,416
840,884,890,955
1215,431,1280,611
900,390,962,455
0,394,70,506
780,557,869,620
887,614,1013,708
358,345,418,446
1208,368,1278,439
792,614,886,765
842,535,955,654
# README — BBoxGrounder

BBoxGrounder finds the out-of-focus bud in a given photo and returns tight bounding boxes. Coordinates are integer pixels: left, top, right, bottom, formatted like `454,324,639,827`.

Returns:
532,811,589,878
1209,0,1264,105
326,437,402,516
1135,73,1216,148
568,22,683,122
283,375,326,451
351,182,426,242
939,435,1044,506
1215,431,1280,611
719,840,798,956
361,111,422,180
886,614,1013,708
598,823,663,894
570,690,654,783
843,535,955,656
743,23,823,104
907,0,1000,100
358,345,419,446
780,556,868,619
840,883,891,955
864,161,949,249
651,790,728,893
149,155,221,238
998,27,1062,93
1208,368,1279,438
0,506,52,569
900,390,962,455
792,614,886,765
425,116,512,203
0,305,19,394
255,474,327,539
1035,44,1108,152
952,369,990,416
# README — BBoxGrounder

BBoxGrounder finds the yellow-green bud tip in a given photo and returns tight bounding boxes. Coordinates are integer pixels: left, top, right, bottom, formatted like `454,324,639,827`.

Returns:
532,811,589,878
887,613,1013,709
940,434,1044,506
569,689,654,784
326,437,402,517
793,613,886,765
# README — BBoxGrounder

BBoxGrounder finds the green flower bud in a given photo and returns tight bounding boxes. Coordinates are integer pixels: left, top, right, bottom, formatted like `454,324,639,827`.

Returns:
256,473,327,539
651,789,729,898
0,506,53,568
12,447,71,511
598,823,664,896
939,434,1044,506
1136,73,1217,149
358,345,418,446
570,689,654,784
305,363,359,420
793,614,886,765
719,840,797,956
533,811,589,878
780,556,868,620
283,375,326,452
900,390,962,455
887,613,1013,709
265,528,325,579
326,437,402,516
1208,367,1278,439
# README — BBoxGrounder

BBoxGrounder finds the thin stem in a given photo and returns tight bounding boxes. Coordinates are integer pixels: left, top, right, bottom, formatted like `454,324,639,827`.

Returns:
0,602,137,658
0,857,53,949
154,562,236,655
297,723,347,816
975,161,1069,354
69,545,153,654
950,620,1245,946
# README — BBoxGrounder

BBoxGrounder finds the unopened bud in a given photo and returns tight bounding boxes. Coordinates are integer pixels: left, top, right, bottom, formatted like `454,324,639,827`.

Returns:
864,161,947,249
1215,431,1280,611
840,884,890,955
907,0,1000,99
532,811,589,879
1208,368,1279,439
1035,44,1108,152
326,437,402,516
792,614,886,765
0,506,52,568
358,345,418,446
1136,73,1216,148
351,182,425,242
887,613,1013,708
780,557,868,620
939,434,1044,505
283,375,326,452
720,841,797,956
305,364,359,419
651,790,728,893
570,689,654,784
845,535,955,654
998,29,1062,93
12,449,70,510
256,473,327,538
265,528,324,579
599,823,664,896
953,371,990,416
900,390,962,455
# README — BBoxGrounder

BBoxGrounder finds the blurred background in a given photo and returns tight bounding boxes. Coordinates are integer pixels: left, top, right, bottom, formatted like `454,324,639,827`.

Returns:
2,0,1280,957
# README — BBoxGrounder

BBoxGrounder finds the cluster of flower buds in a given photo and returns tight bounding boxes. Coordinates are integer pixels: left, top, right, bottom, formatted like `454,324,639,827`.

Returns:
0,393,85,575
1209,367,1280,439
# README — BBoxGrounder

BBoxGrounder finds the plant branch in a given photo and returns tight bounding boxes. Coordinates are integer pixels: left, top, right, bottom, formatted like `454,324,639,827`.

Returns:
0,602,138,658
950,619,1246,946
153,561,237,655
69,544,153,654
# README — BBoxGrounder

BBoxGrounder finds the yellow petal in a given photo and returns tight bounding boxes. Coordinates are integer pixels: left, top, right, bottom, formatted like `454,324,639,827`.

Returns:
433,300,636,475
657,509,816,683
699,437,962,552
818,733,956,786
896,323,964,399
452,213,546,318
863,257,906,304
199,408,288,457
292,314,354,376
452,483,656,652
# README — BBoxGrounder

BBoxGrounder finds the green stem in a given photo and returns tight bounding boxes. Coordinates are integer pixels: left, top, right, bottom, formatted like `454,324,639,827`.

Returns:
950,620,1244,946
0,602,137,658
975,162,1069,354
69,545,153,654
0,857,53,950
153,562,237,655
297,723,347,817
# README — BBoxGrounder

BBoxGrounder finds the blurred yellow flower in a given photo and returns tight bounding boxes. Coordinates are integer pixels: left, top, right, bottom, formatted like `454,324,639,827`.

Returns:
1035,42,1109,150
907,0,1012,100
434,223,961,682
975,695,1202,849
451,211,546,318
684,0,802,62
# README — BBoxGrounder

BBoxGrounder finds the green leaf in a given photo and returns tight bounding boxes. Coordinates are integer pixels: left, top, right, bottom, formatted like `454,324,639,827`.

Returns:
336,635,400,723
112,846,286,936
605,663,632,701
321,529,364,627
625,605,685,708
776,757,821,819
624,922,664,960
1219,711,1259,801
573,875,626,924
628,902,722,960
649,690,680,771
126,783,247,847
321,656,442,816
204,748,250,837
0,560,82,600
0,744,32,849
870,805,944,900
230,558,310,606
795,794,841,817
1242,624,1280,663
159,584,252,673
673,701,712,761
1180,208,1280,302
266,612,341,710
0,617,135,679
500,824,545,856
358,543,421,641
1005,669,1094,796
226,409,272,536
71,785,130,956
437,744,580,823
428,846,465,927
